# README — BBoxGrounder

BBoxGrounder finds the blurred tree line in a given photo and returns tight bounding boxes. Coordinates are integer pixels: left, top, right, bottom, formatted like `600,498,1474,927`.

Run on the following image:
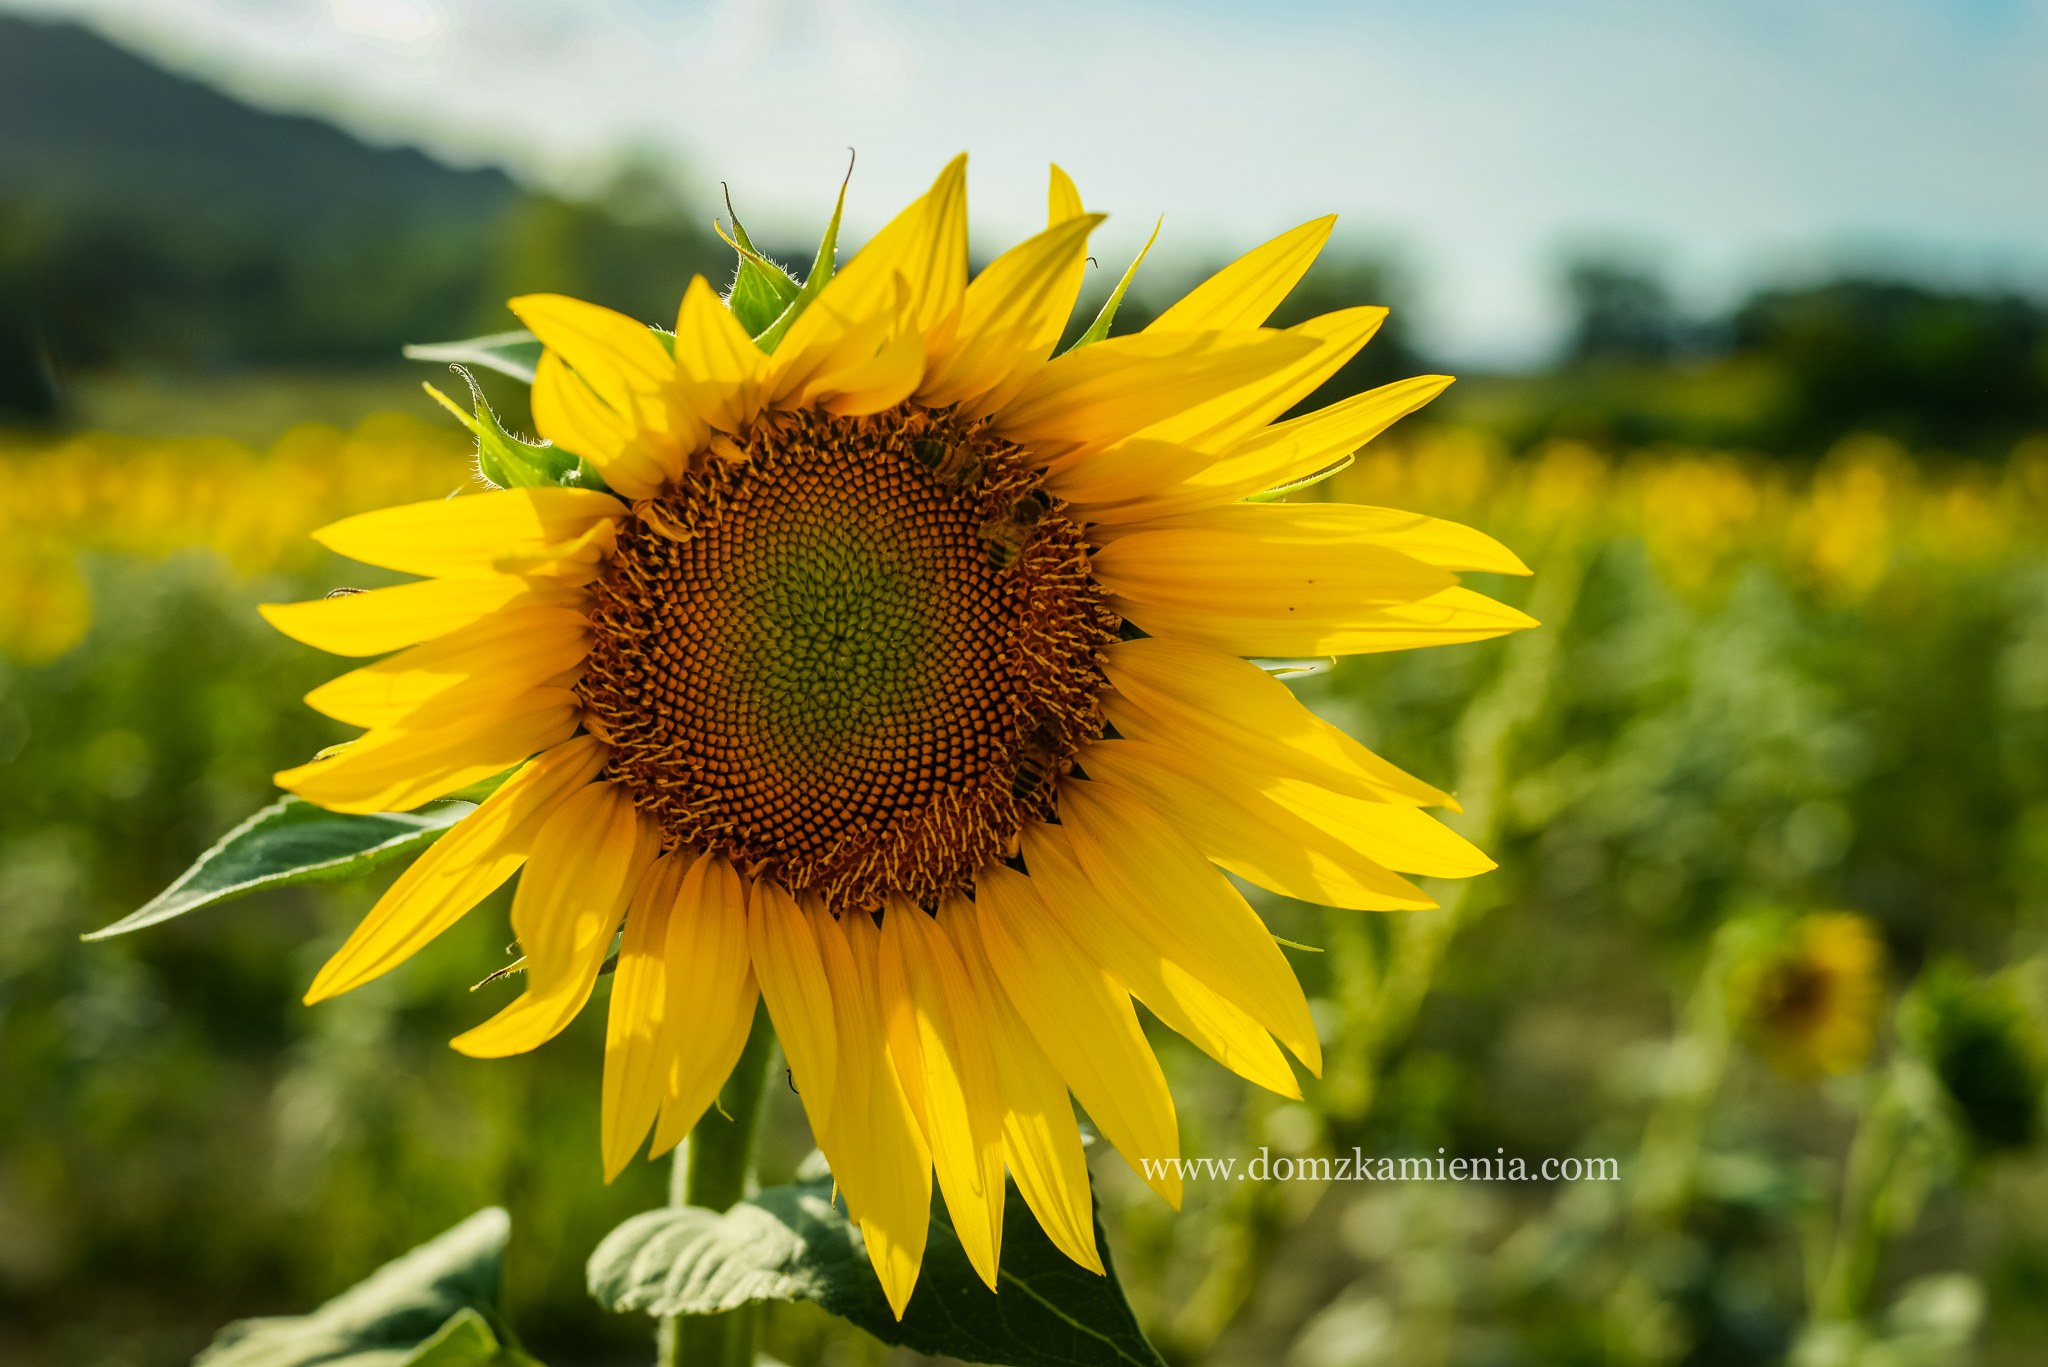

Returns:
4,13,2045,460
1540,258,2048,459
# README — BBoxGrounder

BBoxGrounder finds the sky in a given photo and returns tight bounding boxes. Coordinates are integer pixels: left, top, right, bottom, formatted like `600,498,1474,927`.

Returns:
12,0,2048,364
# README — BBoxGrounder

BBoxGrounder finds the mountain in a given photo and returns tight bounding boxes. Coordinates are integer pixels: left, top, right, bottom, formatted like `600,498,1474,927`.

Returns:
0,13,517,232
0,14,724,421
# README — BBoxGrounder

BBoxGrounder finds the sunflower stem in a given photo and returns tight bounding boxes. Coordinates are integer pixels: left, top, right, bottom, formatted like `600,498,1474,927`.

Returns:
657,1001,777,1367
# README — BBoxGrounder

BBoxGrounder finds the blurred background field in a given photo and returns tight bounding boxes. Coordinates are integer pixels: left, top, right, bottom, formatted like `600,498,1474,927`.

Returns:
5,5,2048,1367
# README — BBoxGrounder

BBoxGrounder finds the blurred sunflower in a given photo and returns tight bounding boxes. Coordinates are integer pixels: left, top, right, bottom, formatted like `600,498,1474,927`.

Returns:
1743,912,1887,1076
263,156,1532,1313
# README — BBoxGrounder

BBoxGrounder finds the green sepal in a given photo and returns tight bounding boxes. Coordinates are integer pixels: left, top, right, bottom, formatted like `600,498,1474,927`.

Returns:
752,162,854,354
1247,453,1355,502
719,190,805,338
588,1177,1166,1367
404,331,543,385
424,369,577,490
197,1208,538,1367
85,795,475,941
1065,215,1162,353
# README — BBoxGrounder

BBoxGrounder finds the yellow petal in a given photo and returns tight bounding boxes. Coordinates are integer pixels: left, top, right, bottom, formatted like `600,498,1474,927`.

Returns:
822,153,969,340
1078,739,1434,911
1131,306,1387,458
509,293,687,438
1102,635,1456,809
1021,823,1300,1095
649,853,761,1158
880,897,1006,1289
938,896,1101,1273
819,910,932,1320
674,274,767,434
917,213,1104,411
991,329,1318,454
1091,522,1453,639
1056,778,1321,1074
813,322,927,417
304,605,592,729
970,864,1182,1207
274,687,581,815
1099,499,1530,577
1148,216,1334,333
1096,375,1453,521
1266,777,1497,878
603,852,688,1181
304,736,607,1003
452,780,658,1058
311,487,625,579
1047,164,1085,225
529,350,676,498
1041,437,1215,509
261,575,547,658
745,881,837,1136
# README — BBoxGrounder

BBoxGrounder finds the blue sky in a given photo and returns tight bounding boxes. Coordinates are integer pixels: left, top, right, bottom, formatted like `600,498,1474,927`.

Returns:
13,0,2048,363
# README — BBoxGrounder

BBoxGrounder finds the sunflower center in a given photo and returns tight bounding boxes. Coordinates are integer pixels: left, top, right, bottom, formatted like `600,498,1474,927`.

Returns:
579,406,1118,911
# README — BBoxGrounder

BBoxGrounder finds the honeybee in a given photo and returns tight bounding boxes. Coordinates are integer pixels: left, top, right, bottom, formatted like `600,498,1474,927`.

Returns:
978,489,1051,569
1010,715,1069,804
909,436,984,491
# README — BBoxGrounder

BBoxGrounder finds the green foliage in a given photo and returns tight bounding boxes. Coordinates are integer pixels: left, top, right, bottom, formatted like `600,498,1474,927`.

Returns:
85,796,473,942
197,1209,533,1367
1903,961,2045,1155
718,203,804,339
419,367,573,490
590,1178,1165,1367
750,169,850,355
1066,217,1161,353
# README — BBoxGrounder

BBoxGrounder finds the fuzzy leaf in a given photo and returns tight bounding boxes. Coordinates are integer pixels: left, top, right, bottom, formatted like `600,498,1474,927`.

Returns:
753,163,852,354
588,1178,1165,1367
423,370,576,490
721,202,805,338
87,796,474,941
197,1209,534,1367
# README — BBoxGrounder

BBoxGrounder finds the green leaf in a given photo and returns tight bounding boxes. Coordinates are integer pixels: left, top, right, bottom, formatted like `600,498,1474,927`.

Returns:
1065,216,1162,353
753,160,853,355
588,1178,1166,1367
85,796,473,941
719,189,805,338
198,1209,533,1367
403,331,543,385
423,370,577,491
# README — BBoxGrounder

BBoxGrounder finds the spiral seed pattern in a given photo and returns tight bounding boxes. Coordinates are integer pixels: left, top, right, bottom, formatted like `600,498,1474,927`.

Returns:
579,406,1117,910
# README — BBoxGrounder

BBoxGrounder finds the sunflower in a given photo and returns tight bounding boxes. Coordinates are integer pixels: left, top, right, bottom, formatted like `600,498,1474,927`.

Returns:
264,156,1533,1315
1743,912,1886,1077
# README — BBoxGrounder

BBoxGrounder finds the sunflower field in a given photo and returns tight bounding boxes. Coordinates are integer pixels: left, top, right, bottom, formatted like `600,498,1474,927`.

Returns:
4,404,2045,1367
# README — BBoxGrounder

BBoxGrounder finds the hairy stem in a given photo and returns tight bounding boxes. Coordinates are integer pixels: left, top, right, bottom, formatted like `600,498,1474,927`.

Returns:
657,1002,777,1367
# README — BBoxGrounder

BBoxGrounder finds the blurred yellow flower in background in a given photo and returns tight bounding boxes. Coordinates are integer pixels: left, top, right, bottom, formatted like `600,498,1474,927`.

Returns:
1742,912,1888,1077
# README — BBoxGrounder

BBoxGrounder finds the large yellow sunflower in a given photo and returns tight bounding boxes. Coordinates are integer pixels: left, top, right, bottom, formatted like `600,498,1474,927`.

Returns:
263,155,1533,1315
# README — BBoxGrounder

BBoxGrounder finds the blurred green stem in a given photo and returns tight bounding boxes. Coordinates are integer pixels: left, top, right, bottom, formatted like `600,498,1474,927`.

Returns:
657,1002,776,1367
1808,1058,1939,1330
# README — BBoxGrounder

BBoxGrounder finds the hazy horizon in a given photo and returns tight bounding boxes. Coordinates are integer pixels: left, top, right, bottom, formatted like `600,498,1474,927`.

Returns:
8,0,2046,366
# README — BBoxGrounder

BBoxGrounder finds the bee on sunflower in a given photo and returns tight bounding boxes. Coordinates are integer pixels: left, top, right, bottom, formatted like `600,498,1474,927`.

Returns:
262,155,1533,1315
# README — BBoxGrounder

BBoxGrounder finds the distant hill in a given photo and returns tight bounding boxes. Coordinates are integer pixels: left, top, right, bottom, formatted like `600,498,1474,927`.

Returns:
0,13,517,233
0,14,722,422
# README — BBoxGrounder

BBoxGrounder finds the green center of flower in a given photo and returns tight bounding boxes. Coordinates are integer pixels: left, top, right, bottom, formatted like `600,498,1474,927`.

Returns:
578,406,1118,910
